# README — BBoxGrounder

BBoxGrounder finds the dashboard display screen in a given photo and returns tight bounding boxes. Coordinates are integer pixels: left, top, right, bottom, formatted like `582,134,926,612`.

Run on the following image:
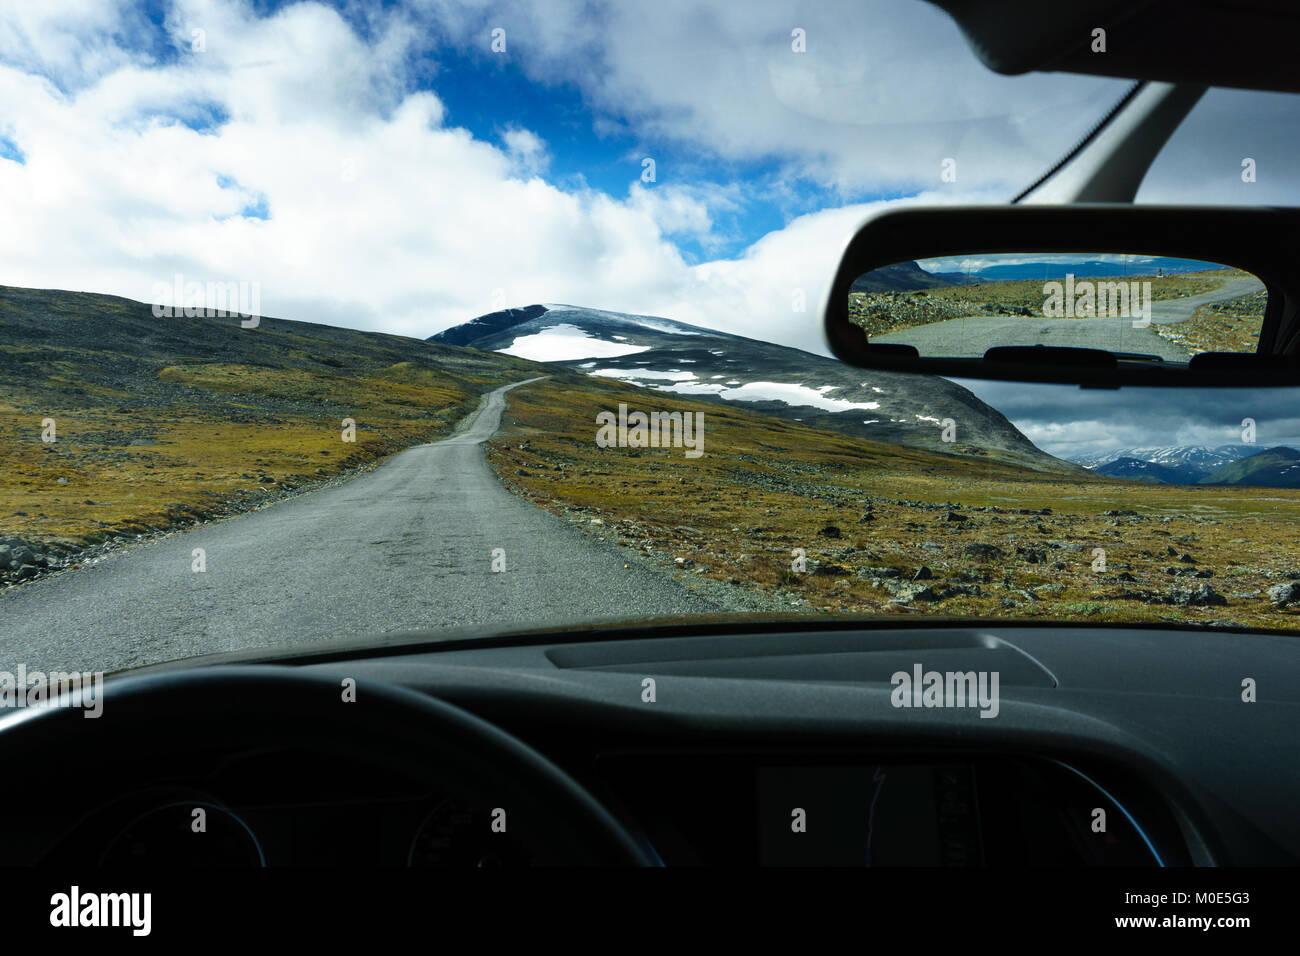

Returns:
756,764,981,866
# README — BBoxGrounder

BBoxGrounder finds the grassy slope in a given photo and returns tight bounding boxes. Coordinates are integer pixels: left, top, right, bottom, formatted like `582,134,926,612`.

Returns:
487,377,1300,630
0,286,544,548
6,284,1297,632
1152,289,1267,355
849,268,1243,340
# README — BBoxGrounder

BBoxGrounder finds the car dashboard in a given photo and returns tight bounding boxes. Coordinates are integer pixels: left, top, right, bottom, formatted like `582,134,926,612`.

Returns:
17,621,1299,867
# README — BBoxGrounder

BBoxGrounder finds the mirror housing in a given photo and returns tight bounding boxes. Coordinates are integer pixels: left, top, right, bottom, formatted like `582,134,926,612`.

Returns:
823,205,1300,386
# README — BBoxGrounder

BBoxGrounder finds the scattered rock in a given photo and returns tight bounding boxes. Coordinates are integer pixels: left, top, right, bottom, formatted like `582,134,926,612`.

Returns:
857,566,901,579
1170,584,1227,607
1267,581,1300,607
937,584,983,599
963,543,1005,562
889,583,937,603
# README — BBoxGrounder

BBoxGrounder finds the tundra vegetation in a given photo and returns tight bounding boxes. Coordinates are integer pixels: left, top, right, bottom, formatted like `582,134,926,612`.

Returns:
0,285,540,581
848,267,1248,341
1151,289,1267,355
487,376,1300,630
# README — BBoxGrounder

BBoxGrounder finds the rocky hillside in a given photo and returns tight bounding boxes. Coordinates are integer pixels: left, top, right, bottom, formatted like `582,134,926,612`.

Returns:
849,261,979,293
0,284,548,586
430,303,1077,474
1075,444,1282,485
1200,446,1300,487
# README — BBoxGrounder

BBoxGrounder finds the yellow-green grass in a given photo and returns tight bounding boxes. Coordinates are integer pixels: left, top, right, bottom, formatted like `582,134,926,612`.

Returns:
849,268,1247,340
487,377,1300,630
918,268,1237,309
157,361,466,415
1152,290,1267,356
1,363,473,545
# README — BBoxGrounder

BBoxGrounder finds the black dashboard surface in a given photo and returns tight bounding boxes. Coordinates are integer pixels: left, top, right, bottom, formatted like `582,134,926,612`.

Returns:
245,622,1300,866
111,624,1300,868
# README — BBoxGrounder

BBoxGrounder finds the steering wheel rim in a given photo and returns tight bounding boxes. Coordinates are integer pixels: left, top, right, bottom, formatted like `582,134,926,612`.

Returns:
0,665,654,866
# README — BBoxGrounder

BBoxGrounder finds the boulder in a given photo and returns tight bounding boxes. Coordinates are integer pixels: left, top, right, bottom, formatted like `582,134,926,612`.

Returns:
1169,584,1227,607
1267,581,1300,607
963,543,1005,562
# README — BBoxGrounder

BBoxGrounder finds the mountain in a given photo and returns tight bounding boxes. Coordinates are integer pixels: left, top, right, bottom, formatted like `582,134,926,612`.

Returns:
0,283,552,553
968,258,1216,282
1199,446,1300,487
429,303,1078,472
850,258,1224,292
0,284,540,414
849,261,978,293
1092,457,1192,484
425,304,549,347
1074,444,1258,483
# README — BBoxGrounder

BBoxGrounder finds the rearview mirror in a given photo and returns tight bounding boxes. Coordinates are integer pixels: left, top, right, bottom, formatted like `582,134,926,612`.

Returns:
822,205,1300,386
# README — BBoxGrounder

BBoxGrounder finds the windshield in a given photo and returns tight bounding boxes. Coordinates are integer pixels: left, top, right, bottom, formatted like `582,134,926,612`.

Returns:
2,0,1298,674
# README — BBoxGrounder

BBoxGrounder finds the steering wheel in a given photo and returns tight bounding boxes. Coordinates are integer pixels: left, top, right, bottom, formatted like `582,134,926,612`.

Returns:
0,665,654,866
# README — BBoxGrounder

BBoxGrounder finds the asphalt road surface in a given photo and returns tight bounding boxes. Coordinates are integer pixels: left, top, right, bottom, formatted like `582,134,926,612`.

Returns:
872,276,1263,361
0,378,726,674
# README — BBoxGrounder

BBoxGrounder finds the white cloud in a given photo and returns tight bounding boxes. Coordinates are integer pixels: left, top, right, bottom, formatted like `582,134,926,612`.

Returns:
0,0,1292,364
502,125,548,178
0,0,149,88
409,0,1134,195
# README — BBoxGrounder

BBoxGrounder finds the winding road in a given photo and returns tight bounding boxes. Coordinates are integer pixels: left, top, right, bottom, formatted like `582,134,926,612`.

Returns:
872,276,1264,360
0,378,725,674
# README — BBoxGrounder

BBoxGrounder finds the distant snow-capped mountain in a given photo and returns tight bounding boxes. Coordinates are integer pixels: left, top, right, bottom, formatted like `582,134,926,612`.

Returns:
1075,445,1256,470
429,303,1077,472
1074,445,1262,484
1089,457,1197,484
1200,446,1300,488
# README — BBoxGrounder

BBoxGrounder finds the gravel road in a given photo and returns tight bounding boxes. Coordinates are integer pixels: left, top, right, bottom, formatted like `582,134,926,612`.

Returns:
872,276,1264,360
0,378,733,673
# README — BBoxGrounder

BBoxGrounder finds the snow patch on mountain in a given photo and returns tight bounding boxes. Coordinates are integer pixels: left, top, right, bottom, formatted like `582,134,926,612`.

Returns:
540,304,702,336
1073,445,1257,471
664,381,885,413
499,324,650,361
428,302,1075,472
591,368,697,382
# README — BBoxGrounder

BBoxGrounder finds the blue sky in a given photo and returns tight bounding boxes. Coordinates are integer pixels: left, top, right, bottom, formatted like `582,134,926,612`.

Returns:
427,53,825,262
0,0,1296,351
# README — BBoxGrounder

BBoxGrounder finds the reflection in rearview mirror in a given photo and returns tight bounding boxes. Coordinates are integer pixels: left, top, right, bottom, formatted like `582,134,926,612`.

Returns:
848,255,1265,362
